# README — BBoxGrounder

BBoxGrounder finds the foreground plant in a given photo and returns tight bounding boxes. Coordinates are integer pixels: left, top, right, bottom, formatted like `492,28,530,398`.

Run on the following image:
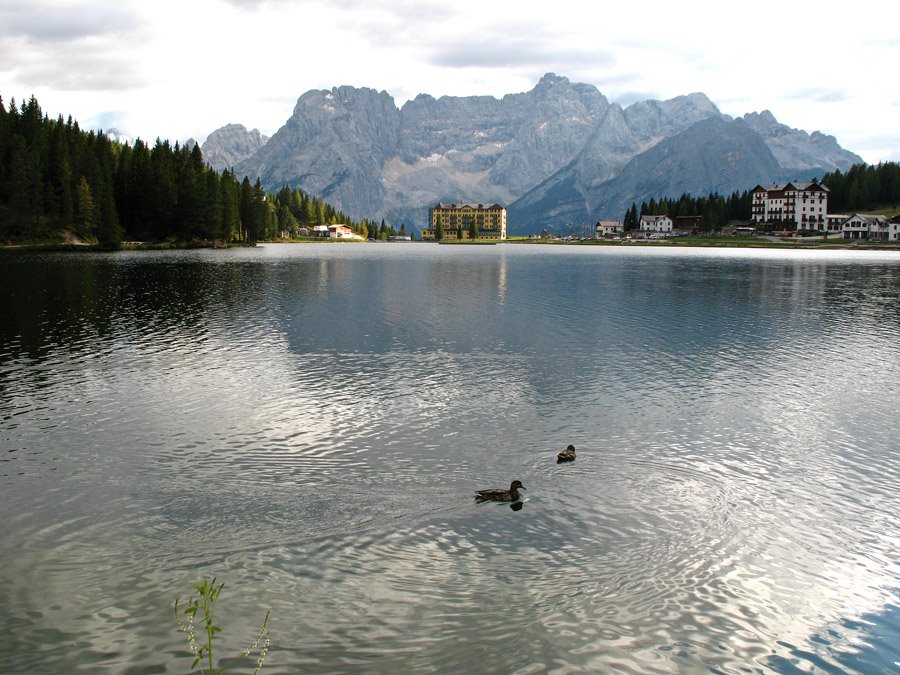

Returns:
175,577,270,674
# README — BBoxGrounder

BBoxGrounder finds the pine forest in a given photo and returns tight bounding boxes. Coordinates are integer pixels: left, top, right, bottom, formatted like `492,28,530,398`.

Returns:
0,95,382,249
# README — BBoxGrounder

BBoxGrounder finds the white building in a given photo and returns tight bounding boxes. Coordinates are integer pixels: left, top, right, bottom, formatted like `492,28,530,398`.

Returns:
595,220,623,237
640,215,673,233
312,224,357,239
328,224,355,238
842,214,895,241
826,214,850,233
751,181,829,231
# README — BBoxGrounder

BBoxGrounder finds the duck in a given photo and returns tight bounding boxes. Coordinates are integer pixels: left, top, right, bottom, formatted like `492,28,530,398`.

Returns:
475,480,525,503
556,444,576,463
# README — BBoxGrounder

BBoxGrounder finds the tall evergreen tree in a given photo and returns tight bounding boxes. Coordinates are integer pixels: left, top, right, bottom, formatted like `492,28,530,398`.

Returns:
95,182,122,249
74,175,98,239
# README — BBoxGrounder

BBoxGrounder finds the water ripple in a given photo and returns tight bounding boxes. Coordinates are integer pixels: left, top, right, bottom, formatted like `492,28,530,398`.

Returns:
1,246,898,672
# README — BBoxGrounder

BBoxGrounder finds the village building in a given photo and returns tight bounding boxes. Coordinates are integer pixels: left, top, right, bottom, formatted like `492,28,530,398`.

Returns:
751,181,829,231
826,214,851,233
595,220,623,237
313,224,357,239
421,203,507,240
842,214,896,241
639,215,673,233
674,215,703,234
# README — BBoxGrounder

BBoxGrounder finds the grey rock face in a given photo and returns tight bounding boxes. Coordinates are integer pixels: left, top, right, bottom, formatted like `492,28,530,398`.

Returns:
219,74,862,233
385,73,611,225
201,124,269,172
235,86,399,215
743,110,862,173
508,93,726,232
588,116,782,223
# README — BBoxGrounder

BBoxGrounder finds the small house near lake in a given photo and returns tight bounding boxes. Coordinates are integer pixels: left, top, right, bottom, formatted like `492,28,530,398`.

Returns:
842,214,896,241
639,215,673,233
595,220,623,237
313,224,357,239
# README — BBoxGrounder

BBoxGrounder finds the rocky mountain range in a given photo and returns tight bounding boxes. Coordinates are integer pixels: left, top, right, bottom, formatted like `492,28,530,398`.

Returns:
201,74,862,235
200,124,269,174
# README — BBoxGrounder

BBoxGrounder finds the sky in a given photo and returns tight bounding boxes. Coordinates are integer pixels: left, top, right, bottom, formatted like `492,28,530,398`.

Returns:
1,0,898,164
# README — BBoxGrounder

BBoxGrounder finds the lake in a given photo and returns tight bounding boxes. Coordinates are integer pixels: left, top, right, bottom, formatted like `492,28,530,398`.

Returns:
1,243,898,673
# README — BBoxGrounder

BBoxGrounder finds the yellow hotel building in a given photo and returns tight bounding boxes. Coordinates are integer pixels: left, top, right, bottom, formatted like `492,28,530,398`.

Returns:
422,203,508,241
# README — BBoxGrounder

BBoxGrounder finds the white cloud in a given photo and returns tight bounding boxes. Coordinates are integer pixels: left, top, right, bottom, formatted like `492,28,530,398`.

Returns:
0,1,148,94
0,0,141,42
0,0,897,163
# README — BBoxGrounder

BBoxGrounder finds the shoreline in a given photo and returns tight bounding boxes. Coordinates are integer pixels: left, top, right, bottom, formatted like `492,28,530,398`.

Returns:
505,237,900,251
3,237,900,253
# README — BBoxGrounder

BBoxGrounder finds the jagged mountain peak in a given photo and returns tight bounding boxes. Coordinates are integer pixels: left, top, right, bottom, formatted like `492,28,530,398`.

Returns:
200,123,268,172
743,110,862,172
531,72,578,96
624,92,720,136
744,109,779,127
537,72,569,86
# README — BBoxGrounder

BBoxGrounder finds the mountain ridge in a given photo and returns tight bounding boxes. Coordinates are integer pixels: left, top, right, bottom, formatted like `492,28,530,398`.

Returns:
202,74,862,233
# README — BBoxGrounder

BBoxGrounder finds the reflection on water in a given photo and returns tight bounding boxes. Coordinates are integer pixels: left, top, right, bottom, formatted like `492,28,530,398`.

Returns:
1,244,898,673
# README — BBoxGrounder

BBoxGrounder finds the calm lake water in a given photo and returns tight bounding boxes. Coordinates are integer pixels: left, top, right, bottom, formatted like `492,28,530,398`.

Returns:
1,243,898,674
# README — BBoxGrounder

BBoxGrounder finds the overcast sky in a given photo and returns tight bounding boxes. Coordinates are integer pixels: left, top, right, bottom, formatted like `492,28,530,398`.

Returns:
1,0,897,164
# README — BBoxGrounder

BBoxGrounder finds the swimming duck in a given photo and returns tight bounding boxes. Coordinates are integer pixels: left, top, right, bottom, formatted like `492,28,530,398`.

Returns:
475,480,525,503
556,444,576,463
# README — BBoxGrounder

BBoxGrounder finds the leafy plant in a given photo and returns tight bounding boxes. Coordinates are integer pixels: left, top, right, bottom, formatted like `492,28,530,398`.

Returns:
175,577,270,674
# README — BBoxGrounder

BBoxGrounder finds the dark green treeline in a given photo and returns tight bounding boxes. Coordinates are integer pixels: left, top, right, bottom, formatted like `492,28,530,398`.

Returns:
622,162,900,230
623,191,752,231
0,95,375,248
820,162,900,213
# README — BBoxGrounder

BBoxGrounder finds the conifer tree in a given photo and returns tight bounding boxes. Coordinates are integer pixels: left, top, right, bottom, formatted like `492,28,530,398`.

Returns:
5,135,34,237
219,169,240,242
95,183,122,249
74,175,98,239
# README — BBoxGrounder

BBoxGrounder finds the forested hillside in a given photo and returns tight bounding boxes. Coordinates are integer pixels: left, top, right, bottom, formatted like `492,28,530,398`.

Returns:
0,95,374,248
821,162,900,213
623,191,753,231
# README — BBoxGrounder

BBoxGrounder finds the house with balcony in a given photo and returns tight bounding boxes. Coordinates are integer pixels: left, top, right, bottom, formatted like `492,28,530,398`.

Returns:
826,213,850,233
639,215,673,234
751,181,829,231
595,220,623,237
